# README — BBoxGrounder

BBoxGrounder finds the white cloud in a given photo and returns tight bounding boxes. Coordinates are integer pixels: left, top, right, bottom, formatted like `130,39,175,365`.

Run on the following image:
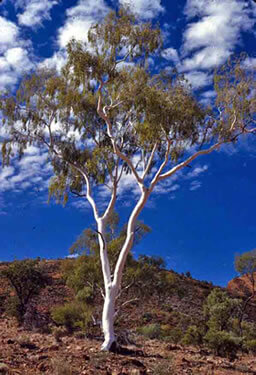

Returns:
39,51,67,73
5,47,33,73
186,164,208,178
162,47,180,64
0,17,19,54
181,47,230,72
242,57,256,70
0,148,52,193
118,0,164,19
184,71,212,89
17,0,58,27
201,90,216,99
58,0,110,48
181,0,255,72
0,17,33,91
190,180,201,191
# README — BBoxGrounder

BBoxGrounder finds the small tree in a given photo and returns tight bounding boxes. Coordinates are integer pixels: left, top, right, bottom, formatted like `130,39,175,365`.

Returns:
235,249,256,335
203,289,242,358
203,289,241,332
1,259,48,324
0,8,255,350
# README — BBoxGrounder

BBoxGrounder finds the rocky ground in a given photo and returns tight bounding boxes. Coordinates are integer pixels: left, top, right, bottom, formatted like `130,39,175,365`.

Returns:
1,260,256,374
1,316,256,375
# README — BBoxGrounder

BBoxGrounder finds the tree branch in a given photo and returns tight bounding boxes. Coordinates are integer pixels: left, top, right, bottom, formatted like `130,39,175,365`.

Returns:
97,81,143,185
142,142,158,180
157,141,222,182
149,139,172,189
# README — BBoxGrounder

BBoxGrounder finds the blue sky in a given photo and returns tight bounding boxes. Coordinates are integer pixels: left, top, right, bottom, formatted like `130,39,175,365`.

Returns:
0,0,256,287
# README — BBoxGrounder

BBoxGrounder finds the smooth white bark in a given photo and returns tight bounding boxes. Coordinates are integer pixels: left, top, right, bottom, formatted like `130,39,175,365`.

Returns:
101,285,118,350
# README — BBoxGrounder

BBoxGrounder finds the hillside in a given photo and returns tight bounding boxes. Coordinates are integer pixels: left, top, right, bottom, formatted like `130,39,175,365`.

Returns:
0,259,256,374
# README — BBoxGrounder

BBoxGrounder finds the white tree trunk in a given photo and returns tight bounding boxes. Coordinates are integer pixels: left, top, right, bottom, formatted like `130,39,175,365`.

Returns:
101,285,118,351
100,188,149,350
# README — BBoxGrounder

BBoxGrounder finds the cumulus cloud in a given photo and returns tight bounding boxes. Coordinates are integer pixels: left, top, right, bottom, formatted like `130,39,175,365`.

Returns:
242,57,256,70
179,0,255,76
118,0,164,19
162,47,180,64
0,146,52,194
39,50,67,73
58,0,110,48
0,16,33,90
0,17,19,54
16,0,58,28
184,70,212,89
42,0,110,70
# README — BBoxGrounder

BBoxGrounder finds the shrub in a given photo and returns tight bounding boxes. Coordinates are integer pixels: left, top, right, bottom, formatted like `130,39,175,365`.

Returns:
1,259,48,324
241,321,256,341
182,325,204,347
203,289,241,332
5,296,24,323
244,339,256,353
163,327,183,344
51,302,91,333
137,323,162,339
204,329,242,358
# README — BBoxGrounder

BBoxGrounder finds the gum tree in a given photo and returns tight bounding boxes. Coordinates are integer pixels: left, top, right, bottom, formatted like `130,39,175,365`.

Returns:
1,9,256,351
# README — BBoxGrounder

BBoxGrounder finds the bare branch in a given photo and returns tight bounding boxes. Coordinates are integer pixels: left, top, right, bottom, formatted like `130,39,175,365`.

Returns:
142,142,158,180
158,142,222,182
229,112,237,132
70,190,86,198
149,140,172,189
97,82,143,185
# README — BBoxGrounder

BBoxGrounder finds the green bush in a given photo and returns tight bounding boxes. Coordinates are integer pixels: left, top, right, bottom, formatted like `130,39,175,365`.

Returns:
182,325,204,347
241,321,256,341
204,329,242,358
163,327,183,344
137,323,162,339
243,339,256,353
5,296,24,322
51,302,91,333
1,259,48,324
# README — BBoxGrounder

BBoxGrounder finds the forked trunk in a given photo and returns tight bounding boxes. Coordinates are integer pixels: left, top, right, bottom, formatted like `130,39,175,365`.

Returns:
100,189,148,351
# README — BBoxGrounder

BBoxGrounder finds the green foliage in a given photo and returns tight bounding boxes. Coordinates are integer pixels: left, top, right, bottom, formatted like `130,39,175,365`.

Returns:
136,323,162,339
203,289,241,332
241,321,256,341
243,339,256,353
5,295,24,323
235,249,256,276
204,330,242,358
51,302,92,334
1,259,48,324
182,325,204,347
1,10,253,210
163,327,183,344
200,289,244,357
